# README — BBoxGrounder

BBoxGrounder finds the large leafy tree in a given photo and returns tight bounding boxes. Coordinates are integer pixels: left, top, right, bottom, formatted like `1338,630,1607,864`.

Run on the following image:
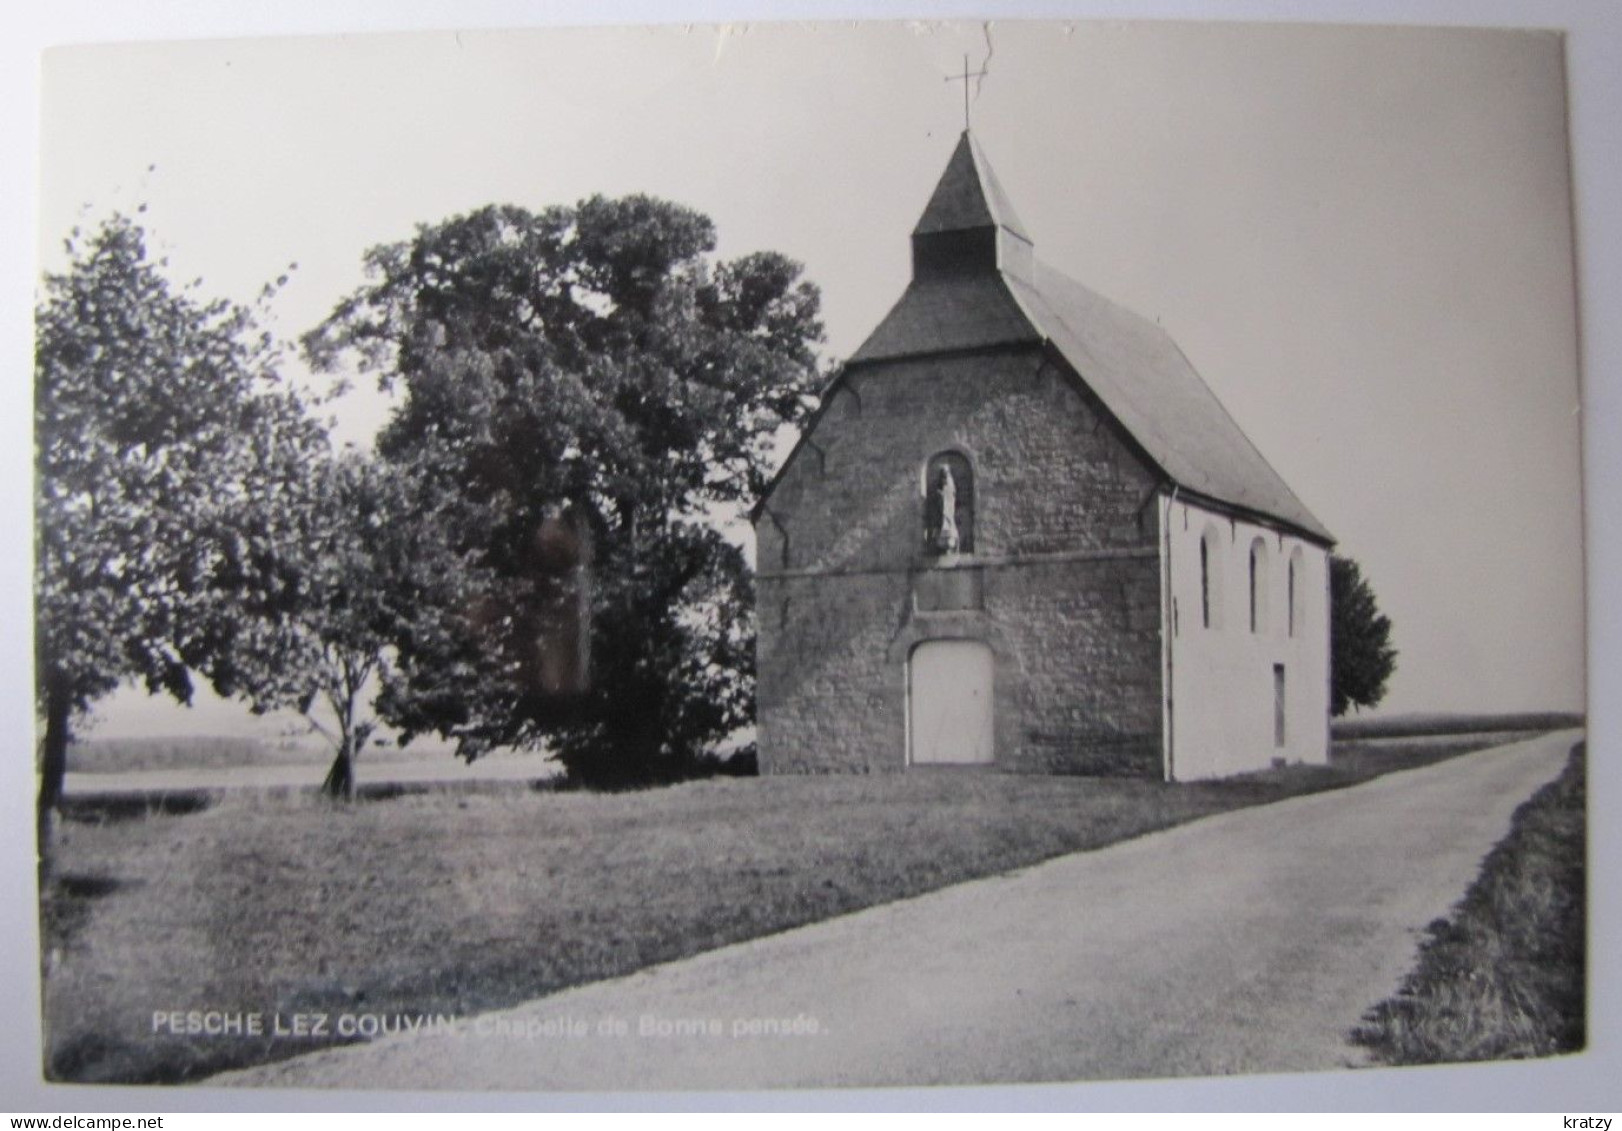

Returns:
1330,553,1398,716
34,215,326,822
306,196,824,785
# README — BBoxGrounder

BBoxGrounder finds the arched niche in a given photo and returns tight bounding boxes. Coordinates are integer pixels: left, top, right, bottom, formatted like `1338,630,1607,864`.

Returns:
922,450,975,556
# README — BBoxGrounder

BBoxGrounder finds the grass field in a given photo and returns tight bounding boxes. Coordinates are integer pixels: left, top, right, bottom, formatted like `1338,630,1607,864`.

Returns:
1352,741,1585,1063
65,733,464,774
64,712,1575,776
1329,711,1583,741
39,732,1542,1084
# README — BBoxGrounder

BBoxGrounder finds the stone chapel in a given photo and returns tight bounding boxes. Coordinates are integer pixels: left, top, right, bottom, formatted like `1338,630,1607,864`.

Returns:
752,132,1335,780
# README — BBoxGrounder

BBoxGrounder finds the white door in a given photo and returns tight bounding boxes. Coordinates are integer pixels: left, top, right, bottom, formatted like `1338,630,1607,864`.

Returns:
909,640,994,764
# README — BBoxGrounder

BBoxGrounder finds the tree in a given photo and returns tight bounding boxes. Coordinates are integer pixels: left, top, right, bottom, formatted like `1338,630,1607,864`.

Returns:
1330,553,1398,716
305,196,824,785
228,452,483,799
34,215,326,825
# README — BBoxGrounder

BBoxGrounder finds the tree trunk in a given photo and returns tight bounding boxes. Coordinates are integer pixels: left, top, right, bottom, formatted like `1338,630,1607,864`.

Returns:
320,736,356,801
37,673,73,872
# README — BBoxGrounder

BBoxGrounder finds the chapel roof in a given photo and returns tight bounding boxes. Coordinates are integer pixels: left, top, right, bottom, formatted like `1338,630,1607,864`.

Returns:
843,132,1333,545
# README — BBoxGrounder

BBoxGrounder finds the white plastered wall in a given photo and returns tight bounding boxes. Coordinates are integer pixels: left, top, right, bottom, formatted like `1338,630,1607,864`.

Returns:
1160,494,1331,780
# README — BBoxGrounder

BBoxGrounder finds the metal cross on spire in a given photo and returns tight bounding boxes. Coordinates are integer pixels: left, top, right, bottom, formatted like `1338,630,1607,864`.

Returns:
945,52,989,131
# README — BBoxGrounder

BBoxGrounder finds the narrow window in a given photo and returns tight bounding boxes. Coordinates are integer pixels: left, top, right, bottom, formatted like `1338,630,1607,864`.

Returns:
1288,548,1304,638
1288,559,1296,637
1199,525,1223,630
1249,547,1258,633
1200,537,1211,629
1273,664,1287,747
1248,537,1268,634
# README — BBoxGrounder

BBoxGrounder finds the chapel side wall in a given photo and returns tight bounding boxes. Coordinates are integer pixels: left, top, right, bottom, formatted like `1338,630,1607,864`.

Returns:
1163,497,1331,780
755,347,1165,775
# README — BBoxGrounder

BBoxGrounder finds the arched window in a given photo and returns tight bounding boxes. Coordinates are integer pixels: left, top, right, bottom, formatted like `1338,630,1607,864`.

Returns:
1199,525,1223,629
923,451,975,555
1249,537,1269,634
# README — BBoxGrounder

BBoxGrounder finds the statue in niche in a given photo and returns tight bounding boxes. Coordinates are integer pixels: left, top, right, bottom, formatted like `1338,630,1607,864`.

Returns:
931,466,960,555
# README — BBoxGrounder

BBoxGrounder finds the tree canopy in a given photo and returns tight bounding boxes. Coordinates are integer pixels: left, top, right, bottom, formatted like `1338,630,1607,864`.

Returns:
1330,553,1398,716
305,196,825,785
223,451,482,798
34,214,327,812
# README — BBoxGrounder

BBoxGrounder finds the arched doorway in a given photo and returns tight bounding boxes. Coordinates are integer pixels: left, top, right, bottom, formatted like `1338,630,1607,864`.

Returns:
908,639,994,765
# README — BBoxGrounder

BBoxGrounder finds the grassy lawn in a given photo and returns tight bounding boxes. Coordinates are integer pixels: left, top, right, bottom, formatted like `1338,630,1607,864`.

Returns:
1353,741,1586,1063
40,732,1535,1084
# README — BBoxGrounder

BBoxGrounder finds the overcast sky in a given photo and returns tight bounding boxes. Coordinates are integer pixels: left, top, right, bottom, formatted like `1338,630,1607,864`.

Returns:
34,19,1585,734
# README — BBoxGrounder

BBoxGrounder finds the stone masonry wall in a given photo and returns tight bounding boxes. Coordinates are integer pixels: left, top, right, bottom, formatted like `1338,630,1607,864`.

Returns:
755,347,1166,776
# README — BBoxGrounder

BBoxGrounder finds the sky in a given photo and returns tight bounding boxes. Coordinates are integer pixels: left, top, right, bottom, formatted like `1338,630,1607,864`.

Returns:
3,1,1621,1116
32,18,1586,735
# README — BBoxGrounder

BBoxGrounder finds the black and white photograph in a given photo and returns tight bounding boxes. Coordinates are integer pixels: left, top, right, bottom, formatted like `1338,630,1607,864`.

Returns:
7,2,1618,1110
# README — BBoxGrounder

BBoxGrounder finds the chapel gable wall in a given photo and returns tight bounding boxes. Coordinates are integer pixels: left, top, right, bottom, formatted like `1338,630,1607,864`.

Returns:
755,347,1166,775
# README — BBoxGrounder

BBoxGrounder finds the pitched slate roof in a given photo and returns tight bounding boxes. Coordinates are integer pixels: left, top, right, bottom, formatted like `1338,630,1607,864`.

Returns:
839,132,1333,545
1008,266,1333,542
849,273,1039,361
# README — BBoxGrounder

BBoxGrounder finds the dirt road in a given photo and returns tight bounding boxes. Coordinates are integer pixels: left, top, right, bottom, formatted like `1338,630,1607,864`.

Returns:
219,730,1576,1091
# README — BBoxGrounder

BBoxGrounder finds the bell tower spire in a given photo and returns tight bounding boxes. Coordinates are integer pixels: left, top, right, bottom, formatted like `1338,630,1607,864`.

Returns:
910,132,1034,283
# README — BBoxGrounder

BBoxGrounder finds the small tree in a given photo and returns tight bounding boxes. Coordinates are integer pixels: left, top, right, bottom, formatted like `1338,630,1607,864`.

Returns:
305,197,824,786
34,215,325,832
1330,553,1398,716
229,452,483,799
